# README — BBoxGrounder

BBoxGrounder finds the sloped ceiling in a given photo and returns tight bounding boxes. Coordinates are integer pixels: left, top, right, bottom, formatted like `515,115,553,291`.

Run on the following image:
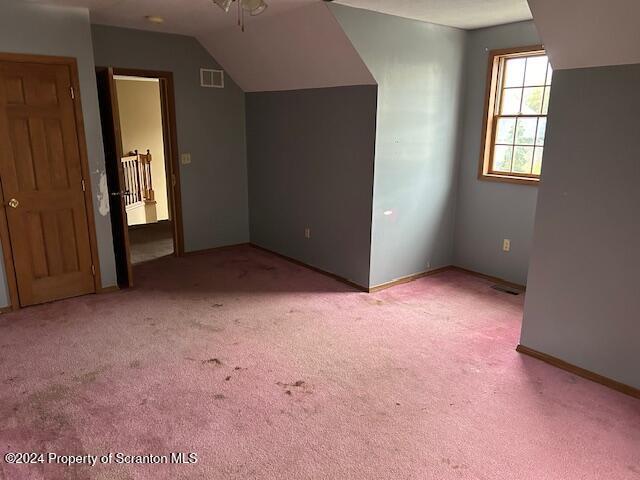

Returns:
334,0,532,30
26,0,375,92
197,2,375,92
527,0,640,70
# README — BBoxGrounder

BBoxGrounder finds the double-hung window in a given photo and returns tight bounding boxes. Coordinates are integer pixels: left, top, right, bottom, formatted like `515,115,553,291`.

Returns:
479,46,552,184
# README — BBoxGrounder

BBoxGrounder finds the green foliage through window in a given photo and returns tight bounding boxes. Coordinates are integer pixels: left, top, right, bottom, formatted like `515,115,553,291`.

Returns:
490,51,552,179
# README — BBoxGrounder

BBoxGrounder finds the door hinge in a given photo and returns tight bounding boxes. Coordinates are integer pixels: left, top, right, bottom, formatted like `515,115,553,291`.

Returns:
81,178,86,192
70,86,75,100
91,264,96,276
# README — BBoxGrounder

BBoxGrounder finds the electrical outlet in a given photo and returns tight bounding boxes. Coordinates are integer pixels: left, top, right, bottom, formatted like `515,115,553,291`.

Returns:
502,239,511,252
304,227,311,239
180,153,192,165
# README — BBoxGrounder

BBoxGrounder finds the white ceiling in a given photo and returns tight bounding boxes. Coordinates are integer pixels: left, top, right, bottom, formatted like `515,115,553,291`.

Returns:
23,0,543,91
34,0,313,38
527,0,640,70
333,0,533,30
25,0,375,92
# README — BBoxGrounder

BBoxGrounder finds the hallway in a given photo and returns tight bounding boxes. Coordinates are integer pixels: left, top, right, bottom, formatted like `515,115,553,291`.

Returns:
128,221,174,264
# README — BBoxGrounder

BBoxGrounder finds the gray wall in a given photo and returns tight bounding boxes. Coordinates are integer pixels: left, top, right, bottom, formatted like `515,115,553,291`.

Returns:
520,64,640,389
330,5,466,288
0,0,117,302
92,25,249,252
246,86,377,288
453,21,541,286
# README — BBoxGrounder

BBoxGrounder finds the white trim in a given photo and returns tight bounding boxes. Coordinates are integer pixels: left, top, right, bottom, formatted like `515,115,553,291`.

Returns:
113,75,159,83
200,68,224,88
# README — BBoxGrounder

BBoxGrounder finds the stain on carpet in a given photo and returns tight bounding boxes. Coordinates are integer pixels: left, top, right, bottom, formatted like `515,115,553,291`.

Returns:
7,383,91,479
190,319,225,333
365,297,385,306
442,458,469,470
29,383,70,405
74,367,108,385
203,358,223,366
0,247,636,479
277,380,310,396
3,376,19,385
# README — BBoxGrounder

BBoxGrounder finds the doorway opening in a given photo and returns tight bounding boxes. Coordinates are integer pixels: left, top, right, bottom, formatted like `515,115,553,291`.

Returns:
115,75,173,264
96,68,184,288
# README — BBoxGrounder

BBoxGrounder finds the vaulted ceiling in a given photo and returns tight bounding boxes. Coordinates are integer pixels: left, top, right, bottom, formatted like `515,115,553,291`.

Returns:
526,0,640,70
334,0,532,30
29,0,375,92
30,0,640,90
26,0,540,92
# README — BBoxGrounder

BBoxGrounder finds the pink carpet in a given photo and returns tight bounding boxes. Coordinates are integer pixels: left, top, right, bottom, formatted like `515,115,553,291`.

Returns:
1,246,638,479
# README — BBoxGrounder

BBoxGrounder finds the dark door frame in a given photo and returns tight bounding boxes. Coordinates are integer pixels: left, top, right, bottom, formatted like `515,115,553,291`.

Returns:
96,67,185,288
0,52,102,310
96,67,132,287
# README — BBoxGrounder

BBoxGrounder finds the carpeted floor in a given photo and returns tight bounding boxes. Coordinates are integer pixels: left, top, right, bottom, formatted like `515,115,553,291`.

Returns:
0,246,638,480
128,221,174,265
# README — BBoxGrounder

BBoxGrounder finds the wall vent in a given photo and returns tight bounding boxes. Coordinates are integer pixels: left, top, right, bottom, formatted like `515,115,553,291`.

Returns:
200,68,224,88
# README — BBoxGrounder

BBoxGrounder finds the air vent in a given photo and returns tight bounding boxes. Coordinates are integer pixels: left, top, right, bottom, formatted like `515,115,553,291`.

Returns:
200,68,224,88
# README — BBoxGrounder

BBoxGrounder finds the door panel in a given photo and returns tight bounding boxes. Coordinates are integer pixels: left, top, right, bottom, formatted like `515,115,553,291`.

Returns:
0,60,95,306
96,67,132,288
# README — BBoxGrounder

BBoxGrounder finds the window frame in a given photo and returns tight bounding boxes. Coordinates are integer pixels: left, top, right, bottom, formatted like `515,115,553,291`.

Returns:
478,45,548,186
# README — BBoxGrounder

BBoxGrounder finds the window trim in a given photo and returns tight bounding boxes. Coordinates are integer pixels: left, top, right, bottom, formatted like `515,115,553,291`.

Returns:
478,45,546,186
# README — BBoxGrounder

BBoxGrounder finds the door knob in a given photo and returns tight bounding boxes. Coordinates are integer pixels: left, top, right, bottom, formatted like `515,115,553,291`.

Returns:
7,198,18,209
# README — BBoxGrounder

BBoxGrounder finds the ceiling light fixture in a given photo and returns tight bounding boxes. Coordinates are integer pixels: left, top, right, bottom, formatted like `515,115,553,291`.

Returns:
212,0,268,31
242,0,268,16
212,0,233,12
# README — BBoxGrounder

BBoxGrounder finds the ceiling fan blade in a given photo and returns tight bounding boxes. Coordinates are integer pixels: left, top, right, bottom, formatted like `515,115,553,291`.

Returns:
212,0,234,13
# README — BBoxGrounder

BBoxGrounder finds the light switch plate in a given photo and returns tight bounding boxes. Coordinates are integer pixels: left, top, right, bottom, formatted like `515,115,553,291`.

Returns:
180,153,192,165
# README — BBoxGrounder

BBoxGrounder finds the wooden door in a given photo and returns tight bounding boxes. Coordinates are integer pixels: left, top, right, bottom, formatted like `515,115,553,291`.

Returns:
0,59,96,306
96,67,132,288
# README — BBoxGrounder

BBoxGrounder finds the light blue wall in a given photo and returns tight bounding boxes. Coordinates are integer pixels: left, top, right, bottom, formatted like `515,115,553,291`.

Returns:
330,5,466,288
0,7,250,308
453,22,541,285
521,64,640,389
0,0,118,304
91,25,249,252
0,3,549,306
246,86,377,287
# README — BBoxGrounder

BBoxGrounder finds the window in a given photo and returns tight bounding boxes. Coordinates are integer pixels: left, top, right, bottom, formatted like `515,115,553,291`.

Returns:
479,46,552,184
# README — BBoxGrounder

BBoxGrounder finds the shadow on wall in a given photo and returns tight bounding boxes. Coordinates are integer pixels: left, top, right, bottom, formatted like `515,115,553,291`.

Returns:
246,85,377,289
